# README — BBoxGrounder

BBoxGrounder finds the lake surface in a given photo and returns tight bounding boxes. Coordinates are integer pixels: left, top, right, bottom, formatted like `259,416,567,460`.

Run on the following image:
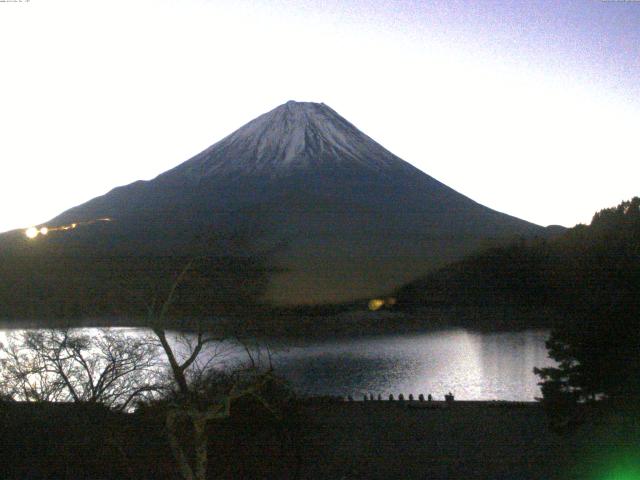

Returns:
0,327,553,402
267,329,553,401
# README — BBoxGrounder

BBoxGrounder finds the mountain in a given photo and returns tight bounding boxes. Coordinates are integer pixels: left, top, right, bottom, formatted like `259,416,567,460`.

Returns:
1,101,550,312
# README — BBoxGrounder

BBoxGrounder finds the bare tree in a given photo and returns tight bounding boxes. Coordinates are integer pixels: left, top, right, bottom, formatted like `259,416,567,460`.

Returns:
0,328,161,411
148,261,286,480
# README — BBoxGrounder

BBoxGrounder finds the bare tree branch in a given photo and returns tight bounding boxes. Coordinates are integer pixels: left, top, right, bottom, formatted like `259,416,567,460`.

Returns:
0,329,162,411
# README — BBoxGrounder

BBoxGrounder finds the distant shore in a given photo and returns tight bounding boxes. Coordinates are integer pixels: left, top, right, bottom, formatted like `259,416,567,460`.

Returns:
0,305,559,340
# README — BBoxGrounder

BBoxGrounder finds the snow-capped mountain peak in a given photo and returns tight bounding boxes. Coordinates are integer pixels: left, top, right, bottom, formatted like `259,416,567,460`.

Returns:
175,101,410,180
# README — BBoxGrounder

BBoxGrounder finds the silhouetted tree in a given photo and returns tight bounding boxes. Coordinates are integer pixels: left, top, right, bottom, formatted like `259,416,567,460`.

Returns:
0,329,161,411
147,261,291,480
535,197,640,411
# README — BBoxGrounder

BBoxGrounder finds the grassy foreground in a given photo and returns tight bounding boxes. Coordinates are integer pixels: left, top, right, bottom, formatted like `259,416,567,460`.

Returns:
1,399,638,479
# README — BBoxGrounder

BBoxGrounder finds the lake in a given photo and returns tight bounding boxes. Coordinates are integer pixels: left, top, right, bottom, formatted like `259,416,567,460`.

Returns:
0,327,553,402
267,329,553,401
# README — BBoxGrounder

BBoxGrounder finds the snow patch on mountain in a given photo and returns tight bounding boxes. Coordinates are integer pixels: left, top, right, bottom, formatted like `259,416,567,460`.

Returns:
173,101,415,180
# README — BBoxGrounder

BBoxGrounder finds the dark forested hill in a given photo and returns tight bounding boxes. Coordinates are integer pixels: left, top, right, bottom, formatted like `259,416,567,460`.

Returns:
396,197,640,330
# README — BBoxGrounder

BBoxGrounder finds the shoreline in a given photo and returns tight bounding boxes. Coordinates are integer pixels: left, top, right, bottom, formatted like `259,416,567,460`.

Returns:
0,305,558,340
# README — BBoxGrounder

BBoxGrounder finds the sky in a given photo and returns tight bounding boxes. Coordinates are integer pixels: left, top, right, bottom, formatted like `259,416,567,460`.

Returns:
1,0,638,233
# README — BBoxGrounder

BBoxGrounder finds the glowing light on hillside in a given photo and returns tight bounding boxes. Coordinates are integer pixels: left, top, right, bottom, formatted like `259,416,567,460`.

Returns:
24,218,113,239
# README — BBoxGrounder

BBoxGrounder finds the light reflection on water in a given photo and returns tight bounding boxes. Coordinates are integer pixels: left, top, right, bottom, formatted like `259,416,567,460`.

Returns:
267,330,553,401
0,327,552,401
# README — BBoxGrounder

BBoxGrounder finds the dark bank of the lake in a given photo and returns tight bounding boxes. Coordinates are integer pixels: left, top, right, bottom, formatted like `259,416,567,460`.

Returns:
0,305,561,339
296,398,640,480
1,399,638,479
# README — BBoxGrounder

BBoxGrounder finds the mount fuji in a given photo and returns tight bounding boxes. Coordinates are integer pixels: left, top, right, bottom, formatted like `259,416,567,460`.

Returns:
2,101,548,309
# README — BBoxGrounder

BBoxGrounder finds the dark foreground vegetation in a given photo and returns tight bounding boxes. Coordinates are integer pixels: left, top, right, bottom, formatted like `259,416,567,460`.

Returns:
1,398,638,479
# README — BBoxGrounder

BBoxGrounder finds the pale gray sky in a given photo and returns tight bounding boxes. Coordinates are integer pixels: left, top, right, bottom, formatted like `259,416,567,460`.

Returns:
1,0,638,233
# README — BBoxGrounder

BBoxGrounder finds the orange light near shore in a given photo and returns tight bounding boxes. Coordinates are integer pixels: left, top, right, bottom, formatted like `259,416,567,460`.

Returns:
25,227,39,239
368,297,397,311
368,299,385,311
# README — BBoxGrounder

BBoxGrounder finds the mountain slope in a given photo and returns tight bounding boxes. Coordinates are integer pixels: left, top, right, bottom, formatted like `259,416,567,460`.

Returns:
2,101,548,309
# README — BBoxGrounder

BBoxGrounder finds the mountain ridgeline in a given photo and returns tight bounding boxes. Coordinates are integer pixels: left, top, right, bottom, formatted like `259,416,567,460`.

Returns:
1,101,552,319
